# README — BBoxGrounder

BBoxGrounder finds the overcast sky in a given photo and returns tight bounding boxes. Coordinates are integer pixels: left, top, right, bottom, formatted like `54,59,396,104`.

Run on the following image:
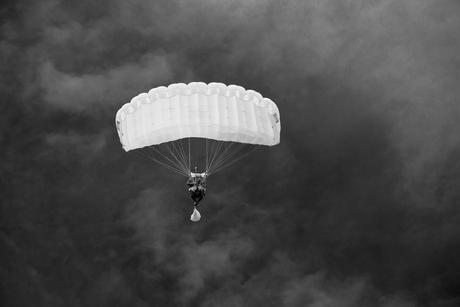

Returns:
2,0,460,306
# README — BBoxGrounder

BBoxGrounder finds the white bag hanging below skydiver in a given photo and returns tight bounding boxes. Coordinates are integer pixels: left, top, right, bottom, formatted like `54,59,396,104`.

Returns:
190,208,201,222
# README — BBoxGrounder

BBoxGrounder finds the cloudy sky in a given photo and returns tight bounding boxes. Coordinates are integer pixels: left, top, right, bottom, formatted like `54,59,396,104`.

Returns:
2,0,460,306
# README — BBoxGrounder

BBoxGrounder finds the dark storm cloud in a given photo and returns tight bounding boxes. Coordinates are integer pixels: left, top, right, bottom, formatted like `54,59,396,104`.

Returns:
2,0,460,306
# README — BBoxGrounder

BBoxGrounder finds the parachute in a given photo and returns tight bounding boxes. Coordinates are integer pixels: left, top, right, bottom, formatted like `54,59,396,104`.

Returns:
115,82,280,177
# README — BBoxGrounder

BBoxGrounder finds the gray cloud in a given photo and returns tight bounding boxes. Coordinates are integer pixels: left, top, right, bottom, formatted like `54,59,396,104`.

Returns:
2,0,460,306
39,54,174,111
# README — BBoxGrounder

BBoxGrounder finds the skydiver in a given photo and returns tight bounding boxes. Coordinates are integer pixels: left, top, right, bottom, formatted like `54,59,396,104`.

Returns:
188,170,206,207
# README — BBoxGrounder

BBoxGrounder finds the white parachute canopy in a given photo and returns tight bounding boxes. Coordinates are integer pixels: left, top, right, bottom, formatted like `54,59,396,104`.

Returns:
115,82,281,176
190,208,201,222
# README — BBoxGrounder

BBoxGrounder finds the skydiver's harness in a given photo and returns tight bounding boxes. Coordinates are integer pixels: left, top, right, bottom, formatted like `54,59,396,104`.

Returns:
188,171,207,197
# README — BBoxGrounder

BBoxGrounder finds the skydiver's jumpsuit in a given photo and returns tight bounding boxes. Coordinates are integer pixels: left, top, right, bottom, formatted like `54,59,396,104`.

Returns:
188,177,206,206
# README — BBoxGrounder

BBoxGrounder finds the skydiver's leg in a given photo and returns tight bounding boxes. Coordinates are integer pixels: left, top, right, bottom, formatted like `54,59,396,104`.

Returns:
196,194,203,204
190,192,200,207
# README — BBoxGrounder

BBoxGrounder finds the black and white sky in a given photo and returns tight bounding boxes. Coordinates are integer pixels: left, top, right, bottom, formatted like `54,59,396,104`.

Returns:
2,0,460,306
